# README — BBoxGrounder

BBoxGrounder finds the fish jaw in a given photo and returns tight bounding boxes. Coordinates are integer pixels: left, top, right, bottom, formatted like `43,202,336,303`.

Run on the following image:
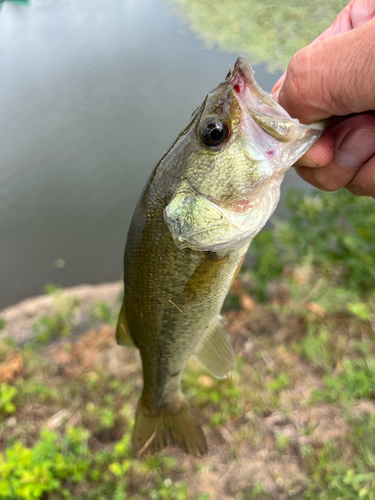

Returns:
229,56,325,170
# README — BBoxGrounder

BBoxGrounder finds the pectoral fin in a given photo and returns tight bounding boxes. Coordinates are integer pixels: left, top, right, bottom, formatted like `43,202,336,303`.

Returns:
194,317,236,379
116,301,136,347
183,252,227,300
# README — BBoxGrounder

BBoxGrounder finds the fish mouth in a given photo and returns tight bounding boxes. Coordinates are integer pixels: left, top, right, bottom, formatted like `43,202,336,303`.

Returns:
228,57,255,98
226,56,286,117
227,57,325,145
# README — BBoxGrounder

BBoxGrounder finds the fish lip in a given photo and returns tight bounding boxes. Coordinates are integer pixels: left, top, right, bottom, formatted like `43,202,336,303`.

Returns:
227,57,256,99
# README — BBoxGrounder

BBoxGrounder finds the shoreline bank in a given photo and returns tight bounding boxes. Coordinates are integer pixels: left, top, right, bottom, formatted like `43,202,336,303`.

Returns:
0,282,122,345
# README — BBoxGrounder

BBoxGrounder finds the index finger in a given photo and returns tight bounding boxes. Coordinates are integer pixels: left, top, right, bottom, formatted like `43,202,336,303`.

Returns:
294,129,334,168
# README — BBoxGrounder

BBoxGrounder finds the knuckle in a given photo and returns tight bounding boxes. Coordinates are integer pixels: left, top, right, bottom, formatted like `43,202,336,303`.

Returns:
313,168,342,192
285,49,313,107
285,45,328,117
346,178,372,197
346,185,368,197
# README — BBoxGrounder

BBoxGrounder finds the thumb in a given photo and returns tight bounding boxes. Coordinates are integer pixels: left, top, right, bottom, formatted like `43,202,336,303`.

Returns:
278,18,375,123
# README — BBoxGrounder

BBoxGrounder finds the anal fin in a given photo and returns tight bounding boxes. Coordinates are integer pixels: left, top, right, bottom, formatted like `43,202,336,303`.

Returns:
193,317,236,379
116,301,136,347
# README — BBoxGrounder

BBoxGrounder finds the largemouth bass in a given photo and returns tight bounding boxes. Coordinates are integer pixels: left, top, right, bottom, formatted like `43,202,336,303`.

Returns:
116,57,324,456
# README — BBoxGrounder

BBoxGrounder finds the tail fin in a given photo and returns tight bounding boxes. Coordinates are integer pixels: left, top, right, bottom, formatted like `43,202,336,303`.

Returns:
132,397,207,457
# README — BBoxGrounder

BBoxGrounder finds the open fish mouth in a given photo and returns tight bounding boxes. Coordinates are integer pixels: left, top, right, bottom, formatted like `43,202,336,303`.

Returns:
228,57,288,117
229,58,258,98
227,57,324,145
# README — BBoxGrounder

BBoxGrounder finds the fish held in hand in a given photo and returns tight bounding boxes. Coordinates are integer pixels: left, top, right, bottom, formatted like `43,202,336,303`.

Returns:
116,57,324,456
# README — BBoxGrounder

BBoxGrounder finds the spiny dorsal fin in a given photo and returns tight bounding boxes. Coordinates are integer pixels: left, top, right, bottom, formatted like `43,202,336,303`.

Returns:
116,301,136,347
194,317,236,379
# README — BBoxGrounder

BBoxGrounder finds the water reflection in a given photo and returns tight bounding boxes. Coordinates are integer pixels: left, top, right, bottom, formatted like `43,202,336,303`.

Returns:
168,0,347,72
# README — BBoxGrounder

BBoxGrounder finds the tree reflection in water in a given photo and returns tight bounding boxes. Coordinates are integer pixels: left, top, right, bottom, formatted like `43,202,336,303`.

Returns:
168,0,347,72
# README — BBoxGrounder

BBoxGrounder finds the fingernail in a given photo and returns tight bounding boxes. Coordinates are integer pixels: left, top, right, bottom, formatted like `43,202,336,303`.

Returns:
295,157,320,168
337,128,375,169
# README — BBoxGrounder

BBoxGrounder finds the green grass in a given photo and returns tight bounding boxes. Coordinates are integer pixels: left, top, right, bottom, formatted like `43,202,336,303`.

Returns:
313,357,375,404
89,300,116,326
0,384,17,417
302,413,375,499
0,427,91,500
0,425,208,500
183,364,244,426
31,285,80,345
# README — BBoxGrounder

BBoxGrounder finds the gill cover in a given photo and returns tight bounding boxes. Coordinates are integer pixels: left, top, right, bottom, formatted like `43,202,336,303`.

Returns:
164,178,281,252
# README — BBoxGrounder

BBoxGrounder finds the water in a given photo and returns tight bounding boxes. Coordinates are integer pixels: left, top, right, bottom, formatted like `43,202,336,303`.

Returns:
0,0,308,309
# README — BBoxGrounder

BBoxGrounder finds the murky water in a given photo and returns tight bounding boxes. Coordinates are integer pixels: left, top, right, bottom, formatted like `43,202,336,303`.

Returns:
0,0,322,309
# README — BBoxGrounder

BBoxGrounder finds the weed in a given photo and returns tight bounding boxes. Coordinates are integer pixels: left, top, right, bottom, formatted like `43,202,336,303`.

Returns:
139,455,178,474
313,357,375,403
0,427,90,500
267,373,290,393
0,338,17,363
84,402,117,434
302,413,375,499
266,373,291,406
248,189,375,300
275,431,289,453
348,300,375,323
237,482,271,500
296,323,337,372
146,478,186,500
183,365,243,426
89,300,114,325
15,379,56,406
0,384,17,417
31,286,80,344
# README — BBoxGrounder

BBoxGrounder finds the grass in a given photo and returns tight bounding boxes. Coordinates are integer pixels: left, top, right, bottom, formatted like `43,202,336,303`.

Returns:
302,412,375,499
89,300,116,326
0,384,17,417
30,285,80,346
1,188,375,498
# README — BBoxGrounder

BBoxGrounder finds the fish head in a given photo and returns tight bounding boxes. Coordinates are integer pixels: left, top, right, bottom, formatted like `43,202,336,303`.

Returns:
164,57,325,252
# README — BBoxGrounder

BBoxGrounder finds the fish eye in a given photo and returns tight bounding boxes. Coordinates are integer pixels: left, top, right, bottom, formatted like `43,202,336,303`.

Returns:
199,118,229,148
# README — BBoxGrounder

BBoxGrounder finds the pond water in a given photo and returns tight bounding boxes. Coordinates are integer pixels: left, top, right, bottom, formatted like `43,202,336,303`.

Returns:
0,0,339,309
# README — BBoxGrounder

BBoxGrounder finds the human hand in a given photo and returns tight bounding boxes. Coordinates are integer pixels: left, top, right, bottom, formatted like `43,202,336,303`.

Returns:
272,0,375,197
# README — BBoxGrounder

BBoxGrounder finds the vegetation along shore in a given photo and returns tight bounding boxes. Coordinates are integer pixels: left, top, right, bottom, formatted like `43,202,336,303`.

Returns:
0,188,374,499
